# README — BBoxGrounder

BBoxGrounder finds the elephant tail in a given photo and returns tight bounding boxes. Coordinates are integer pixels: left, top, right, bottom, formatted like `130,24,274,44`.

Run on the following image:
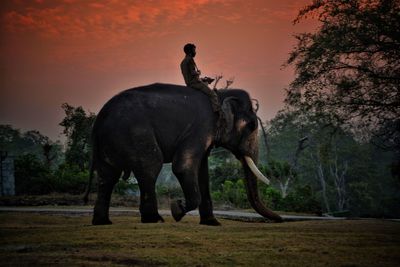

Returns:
83,133,98,205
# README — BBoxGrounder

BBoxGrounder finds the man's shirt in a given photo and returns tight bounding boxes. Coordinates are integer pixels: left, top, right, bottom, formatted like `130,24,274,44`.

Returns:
180,55,200,86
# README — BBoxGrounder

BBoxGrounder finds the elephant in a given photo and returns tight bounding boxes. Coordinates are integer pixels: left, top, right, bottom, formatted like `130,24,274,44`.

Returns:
83,83,283,225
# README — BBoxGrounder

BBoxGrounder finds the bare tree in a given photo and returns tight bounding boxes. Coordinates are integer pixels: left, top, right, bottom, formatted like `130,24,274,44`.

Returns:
253,98,270,165
260,109,309,197
224,77,235,89
281,136,308,197
212,74,223,89
42,142,56,167
280,137,308,197
312,151,331,213
330,145,349,211
212,75,234,89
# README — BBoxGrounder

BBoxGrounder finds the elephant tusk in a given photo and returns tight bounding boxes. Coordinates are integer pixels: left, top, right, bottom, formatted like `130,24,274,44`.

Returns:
244,156,271,185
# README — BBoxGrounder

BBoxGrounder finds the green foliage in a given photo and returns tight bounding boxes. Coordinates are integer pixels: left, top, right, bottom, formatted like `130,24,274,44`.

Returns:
347,182,374,216
286,0,400,151
262,159,295,186
0,125,63,167
265,110,305,161
52,163,89,194
156,184,183,199
260,186,283,211
2,125,90,195
264,160,292,178
0,125,41,155
14,154,91,195
59,103,96,171
114,178,139,196
211,176,321,213
348,177,400,218
265,107,400,217
282,185,321,214
258,184,321,213
212,179,249,208
209,160,242,191
14,154,54,195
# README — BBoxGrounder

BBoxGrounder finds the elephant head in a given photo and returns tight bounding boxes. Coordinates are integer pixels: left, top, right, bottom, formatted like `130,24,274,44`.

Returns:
217,90,283,222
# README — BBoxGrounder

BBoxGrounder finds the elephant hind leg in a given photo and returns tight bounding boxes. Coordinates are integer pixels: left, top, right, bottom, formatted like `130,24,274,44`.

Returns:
92,163,121,225
133,160,164,223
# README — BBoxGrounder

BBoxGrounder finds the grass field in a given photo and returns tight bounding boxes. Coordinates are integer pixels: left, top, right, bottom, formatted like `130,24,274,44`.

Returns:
0,212,399,266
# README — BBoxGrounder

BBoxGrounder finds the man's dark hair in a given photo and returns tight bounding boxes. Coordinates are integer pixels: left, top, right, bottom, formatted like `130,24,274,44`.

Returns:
183,43,196,55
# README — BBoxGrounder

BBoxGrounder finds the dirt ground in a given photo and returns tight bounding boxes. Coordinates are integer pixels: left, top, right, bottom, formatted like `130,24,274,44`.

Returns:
0,212,399,266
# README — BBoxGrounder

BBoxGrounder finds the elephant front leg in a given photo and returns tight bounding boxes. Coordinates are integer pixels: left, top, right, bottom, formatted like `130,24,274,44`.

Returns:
198,157,221,226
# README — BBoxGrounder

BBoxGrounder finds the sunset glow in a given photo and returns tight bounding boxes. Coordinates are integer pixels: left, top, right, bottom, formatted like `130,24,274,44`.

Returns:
0,0,317,140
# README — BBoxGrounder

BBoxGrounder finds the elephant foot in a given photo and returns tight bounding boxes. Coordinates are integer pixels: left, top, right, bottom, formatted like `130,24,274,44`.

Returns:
141,213,165,223
92,217,112,225
200,217,221,226
171,200,185,222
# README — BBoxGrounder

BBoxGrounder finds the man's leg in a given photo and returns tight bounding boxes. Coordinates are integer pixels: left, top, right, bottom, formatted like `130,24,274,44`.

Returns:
190,82,220,112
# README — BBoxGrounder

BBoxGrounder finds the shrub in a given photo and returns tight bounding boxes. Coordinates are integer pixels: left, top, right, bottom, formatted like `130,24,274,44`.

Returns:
114,177,139,196
210,162,242,191
261,186,283,211
156,184,184,199
282,185,321,213
51,163,89,194
214,179,249,208
14,154,54,195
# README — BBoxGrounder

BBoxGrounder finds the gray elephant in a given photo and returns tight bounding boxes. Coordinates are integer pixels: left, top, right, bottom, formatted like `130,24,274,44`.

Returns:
84,83,282,225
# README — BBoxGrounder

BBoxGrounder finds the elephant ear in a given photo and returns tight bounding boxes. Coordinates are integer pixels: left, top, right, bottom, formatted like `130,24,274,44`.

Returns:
221,97,238,134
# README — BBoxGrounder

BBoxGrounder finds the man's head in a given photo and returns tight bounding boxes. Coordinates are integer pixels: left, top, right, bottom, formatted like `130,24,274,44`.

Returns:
183,43,196,57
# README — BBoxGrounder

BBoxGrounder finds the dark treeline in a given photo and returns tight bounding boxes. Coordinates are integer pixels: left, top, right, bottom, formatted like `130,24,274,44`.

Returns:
0,104,95,195
267,0,400,217
1,103,398,217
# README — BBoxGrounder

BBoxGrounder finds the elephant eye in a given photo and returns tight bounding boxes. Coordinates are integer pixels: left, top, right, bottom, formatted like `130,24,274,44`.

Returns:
247,120,257,131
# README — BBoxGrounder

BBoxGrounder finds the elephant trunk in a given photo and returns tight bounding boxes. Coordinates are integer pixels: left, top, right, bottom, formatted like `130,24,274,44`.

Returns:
241,157,283,222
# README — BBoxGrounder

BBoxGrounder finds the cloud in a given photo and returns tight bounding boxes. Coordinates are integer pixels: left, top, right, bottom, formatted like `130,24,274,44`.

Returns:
1,0,219,40
1,0,313,79
2,0,308,48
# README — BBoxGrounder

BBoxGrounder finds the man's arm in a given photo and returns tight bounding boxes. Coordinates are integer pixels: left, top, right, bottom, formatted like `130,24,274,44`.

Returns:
188,58,200,78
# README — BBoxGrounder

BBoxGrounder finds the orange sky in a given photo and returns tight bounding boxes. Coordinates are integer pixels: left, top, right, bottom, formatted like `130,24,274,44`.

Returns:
0,0,317,141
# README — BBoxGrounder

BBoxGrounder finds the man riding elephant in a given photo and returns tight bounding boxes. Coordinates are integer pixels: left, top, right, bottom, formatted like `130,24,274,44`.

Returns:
82,43,283,226
180,43,220,113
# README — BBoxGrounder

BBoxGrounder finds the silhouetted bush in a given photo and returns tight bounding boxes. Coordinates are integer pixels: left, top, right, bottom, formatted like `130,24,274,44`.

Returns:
260,186,283,211
156,184,184,199
211,179,321,214
14,154,90,195
52,163,88,194
212,180,249,209
210,161,242,191
114,178,139,196
14,154,54,195
282,185,321,214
